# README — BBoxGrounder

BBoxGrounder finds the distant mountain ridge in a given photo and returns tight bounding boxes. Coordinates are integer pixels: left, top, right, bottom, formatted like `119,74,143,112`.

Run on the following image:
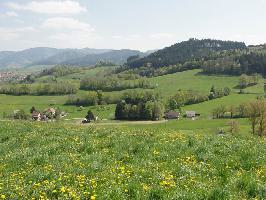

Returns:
0,47,63,69
61,49,144,66
0,47,144,69
34,48,113,66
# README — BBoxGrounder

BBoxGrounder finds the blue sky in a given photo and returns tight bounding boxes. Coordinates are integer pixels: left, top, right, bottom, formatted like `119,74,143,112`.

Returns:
0,0,266,51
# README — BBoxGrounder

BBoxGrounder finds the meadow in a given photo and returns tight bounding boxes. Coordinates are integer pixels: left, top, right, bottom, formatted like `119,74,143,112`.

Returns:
1,67,266,199
0,69,263,121
0,121,266,199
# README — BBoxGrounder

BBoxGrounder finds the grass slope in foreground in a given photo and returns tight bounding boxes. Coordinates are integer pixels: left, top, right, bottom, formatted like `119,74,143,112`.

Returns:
0,121,266,199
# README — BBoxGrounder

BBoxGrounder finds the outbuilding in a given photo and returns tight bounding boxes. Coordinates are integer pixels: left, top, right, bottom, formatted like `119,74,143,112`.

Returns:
32,111,41,121
165,110,180,120
186,111,196,118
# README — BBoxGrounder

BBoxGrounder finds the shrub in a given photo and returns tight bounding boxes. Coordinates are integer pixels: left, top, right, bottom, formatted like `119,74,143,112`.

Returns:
13,110,29,120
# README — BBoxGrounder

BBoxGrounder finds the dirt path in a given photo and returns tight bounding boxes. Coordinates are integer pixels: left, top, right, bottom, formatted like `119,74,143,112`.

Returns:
77,120,168,126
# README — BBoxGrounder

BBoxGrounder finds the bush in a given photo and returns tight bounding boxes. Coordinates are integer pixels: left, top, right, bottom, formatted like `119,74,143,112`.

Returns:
13,110,29,120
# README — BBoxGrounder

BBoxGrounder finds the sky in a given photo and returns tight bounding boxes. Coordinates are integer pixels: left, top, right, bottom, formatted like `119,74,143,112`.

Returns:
0,0,266,51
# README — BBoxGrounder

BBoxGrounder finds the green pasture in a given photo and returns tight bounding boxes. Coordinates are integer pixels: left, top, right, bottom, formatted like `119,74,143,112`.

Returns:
0,121,265,199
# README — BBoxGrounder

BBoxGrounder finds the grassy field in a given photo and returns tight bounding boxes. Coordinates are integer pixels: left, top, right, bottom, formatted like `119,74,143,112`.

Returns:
0,94,115,120
0,121,266,199
1,67,266,199
34,66,117,85
0,69,263,121
183,93,259,118
150,70,240,97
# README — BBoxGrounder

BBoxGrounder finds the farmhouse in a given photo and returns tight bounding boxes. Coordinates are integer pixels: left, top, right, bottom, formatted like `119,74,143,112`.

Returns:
165,110,180,120
45,108,56,115
186,111,196,118
32,111,41,121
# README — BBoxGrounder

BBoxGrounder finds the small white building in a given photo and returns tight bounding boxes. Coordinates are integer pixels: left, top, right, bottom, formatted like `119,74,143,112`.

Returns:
186,111,196,118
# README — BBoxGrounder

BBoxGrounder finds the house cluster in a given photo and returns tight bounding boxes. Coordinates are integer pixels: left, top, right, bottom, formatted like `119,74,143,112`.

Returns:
0,71,27,82
164,110,199,120
32,108,66,121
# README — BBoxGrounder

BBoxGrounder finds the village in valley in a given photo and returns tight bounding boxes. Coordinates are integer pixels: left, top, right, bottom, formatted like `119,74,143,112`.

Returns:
0,71,28,83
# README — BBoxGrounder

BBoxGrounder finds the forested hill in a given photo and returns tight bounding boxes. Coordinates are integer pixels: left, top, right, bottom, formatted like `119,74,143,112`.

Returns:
126,39,247,69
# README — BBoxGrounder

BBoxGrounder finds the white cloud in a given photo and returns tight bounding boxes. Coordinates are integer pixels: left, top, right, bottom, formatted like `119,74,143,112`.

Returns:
0,11,18,18
6,0,87,15
40,17,100,49
41,17,94,32
48,31,102,48
5,11,18,17
112,35,124,39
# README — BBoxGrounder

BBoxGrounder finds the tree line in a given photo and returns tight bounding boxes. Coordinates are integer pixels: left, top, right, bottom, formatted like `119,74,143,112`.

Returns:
0,83,78,96
167,86,230,110
65,90,120,106
80,77,155,92
202,51,266,76
213,100,266,137
238,74,260,89
116,61,202,78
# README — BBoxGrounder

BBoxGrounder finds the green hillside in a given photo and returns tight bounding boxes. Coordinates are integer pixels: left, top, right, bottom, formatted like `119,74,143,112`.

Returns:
1,121,266,199
150,69,239,97
0,68,263,120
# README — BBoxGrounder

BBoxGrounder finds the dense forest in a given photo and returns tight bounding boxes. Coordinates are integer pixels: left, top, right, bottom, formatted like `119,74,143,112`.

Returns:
125,39,246,69
114,40,266,78
115,91,165,121
202,51,266,76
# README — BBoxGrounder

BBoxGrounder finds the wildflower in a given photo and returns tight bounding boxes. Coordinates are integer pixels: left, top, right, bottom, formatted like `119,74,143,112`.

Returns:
1,195,6,199
142,184,150,191
60,186,66,193
83,191,89,196
91,195,96,200
153,150,160,155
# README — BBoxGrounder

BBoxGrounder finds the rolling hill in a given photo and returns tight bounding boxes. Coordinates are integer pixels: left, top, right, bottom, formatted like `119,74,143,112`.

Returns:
61,49,144,66
0,47,63,69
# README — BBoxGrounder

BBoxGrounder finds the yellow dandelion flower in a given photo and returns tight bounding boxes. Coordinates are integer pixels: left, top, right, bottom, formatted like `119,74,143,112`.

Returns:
60,186,66,193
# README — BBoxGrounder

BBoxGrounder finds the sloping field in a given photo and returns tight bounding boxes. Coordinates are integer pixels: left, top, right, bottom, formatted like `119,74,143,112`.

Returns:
0,121,266,199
